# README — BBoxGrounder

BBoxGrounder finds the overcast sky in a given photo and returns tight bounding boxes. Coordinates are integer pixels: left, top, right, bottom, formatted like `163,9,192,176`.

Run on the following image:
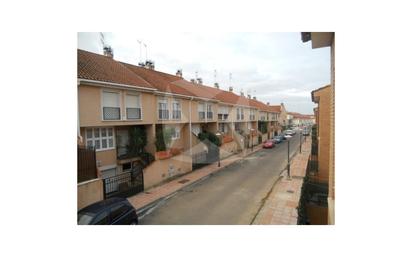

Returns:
78,32,330,114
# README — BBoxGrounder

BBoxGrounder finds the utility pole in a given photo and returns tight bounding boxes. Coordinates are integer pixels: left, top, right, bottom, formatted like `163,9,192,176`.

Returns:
287,139,290,179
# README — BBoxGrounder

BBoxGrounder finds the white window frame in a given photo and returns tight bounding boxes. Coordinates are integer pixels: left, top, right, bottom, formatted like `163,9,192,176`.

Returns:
206,103,213,120
158,97,169,120
237,107,244,120
198,102,206,120
218,105,229,121
171,99,182,120
250,109,256,120
101,90,121,121
125,93,142,120
85,127,116,152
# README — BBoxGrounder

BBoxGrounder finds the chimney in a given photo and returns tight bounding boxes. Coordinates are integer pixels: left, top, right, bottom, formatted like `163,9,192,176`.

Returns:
229,86,233,92
103,46,113,58
190,79,196,83
247,94,251,99
197,78,203,84
176,69,183,77
266,102,270,105
145,60,155,70
214,82,219,89
240,91,244,97
253,96,256,100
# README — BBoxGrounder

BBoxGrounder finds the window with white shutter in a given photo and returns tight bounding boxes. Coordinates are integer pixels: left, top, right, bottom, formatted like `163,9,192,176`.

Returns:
125,94,141,120
102,91,120,120
158,98,169,120
198,102,205,120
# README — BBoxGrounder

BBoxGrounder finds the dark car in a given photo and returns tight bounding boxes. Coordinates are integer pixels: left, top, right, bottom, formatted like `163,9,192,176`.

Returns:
78,197,138,225
273,136,283,144
277,134,286,141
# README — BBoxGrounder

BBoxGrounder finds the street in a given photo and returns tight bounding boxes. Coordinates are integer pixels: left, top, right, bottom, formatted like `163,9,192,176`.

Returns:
140,133,303,225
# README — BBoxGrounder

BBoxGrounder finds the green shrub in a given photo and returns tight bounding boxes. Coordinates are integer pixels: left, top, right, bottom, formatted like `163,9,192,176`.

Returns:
198,131,221,146
140,152,155,167
128,126,147,155
155,126,174,151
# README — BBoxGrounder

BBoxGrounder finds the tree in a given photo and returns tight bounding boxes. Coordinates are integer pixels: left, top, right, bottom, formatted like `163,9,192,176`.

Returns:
155,126,174,151
128,126,147,155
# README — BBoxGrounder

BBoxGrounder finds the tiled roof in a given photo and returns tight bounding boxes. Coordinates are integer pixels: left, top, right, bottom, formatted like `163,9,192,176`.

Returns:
288,112,314,119
249,98,272,112
77,49,154,89
268,105,281,113
121,63,196,97
78,49,285,112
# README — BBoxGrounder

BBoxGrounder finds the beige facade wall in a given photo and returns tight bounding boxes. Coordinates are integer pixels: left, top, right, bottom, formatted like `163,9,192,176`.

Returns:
143,153,192,189
220,141,238,159
78,178,104,210
78,85,155,127
155,95,190,124
314,86,331,183
190,100,218,123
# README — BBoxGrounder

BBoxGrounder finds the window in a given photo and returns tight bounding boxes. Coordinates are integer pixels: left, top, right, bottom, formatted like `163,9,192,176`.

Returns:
198,102,205,120
93,211,109,225
172,100,181,120
218,106,229,120
85,127,115,151
207,104,213,119
250,109,256,120
102,91,120,120
125,94,141,120
158,98,169,120
219,123,226,133
237,108,244,120
169,125,181,140
110,204,129,222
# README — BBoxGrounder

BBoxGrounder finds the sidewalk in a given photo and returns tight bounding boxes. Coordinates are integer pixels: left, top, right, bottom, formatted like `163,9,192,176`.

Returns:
128,145,263,213
252,137,311,225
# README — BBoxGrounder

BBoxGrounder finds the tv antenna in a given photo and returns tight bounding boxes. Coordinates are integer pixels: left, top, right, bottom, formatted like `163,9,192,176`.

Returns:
137,40,142,63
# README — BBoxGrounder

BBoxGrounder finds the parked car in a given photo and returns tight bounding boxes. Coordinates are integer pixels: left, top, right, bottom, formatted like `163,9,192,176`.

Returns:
277,134,287,141
284,134,293,139
302,129,310,136
78,197,138,225
273,136,284,144
285,130,296,136
263,140,275,149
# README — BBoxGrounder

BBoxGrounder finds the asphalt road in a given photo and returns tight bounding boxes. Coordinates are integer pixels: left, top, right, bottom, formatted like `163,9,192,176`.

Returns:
140,133,303,225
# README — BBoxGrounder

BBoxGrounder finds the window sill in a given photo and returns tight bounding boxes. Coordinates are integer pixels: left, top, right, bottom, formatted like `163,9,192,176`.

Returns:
95,147,116,152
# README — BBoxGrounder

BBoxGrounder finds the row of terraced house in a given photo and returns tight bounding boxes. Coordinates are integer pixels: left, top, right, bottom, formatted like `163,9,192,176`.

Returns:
77,49,288,209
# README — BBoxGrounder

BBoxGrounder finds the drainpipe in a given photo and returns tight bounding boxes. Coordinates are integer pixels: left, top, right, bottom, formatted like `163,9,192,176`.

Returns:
77,80,83,144
189,97,193,158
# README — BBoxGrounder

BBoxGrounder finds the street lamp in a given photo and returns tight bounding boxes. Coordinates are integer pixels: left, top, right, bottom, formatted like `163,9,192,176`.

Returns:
250,128,255,152
287,138,291,179
300,131,302,154
215,132,221,167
